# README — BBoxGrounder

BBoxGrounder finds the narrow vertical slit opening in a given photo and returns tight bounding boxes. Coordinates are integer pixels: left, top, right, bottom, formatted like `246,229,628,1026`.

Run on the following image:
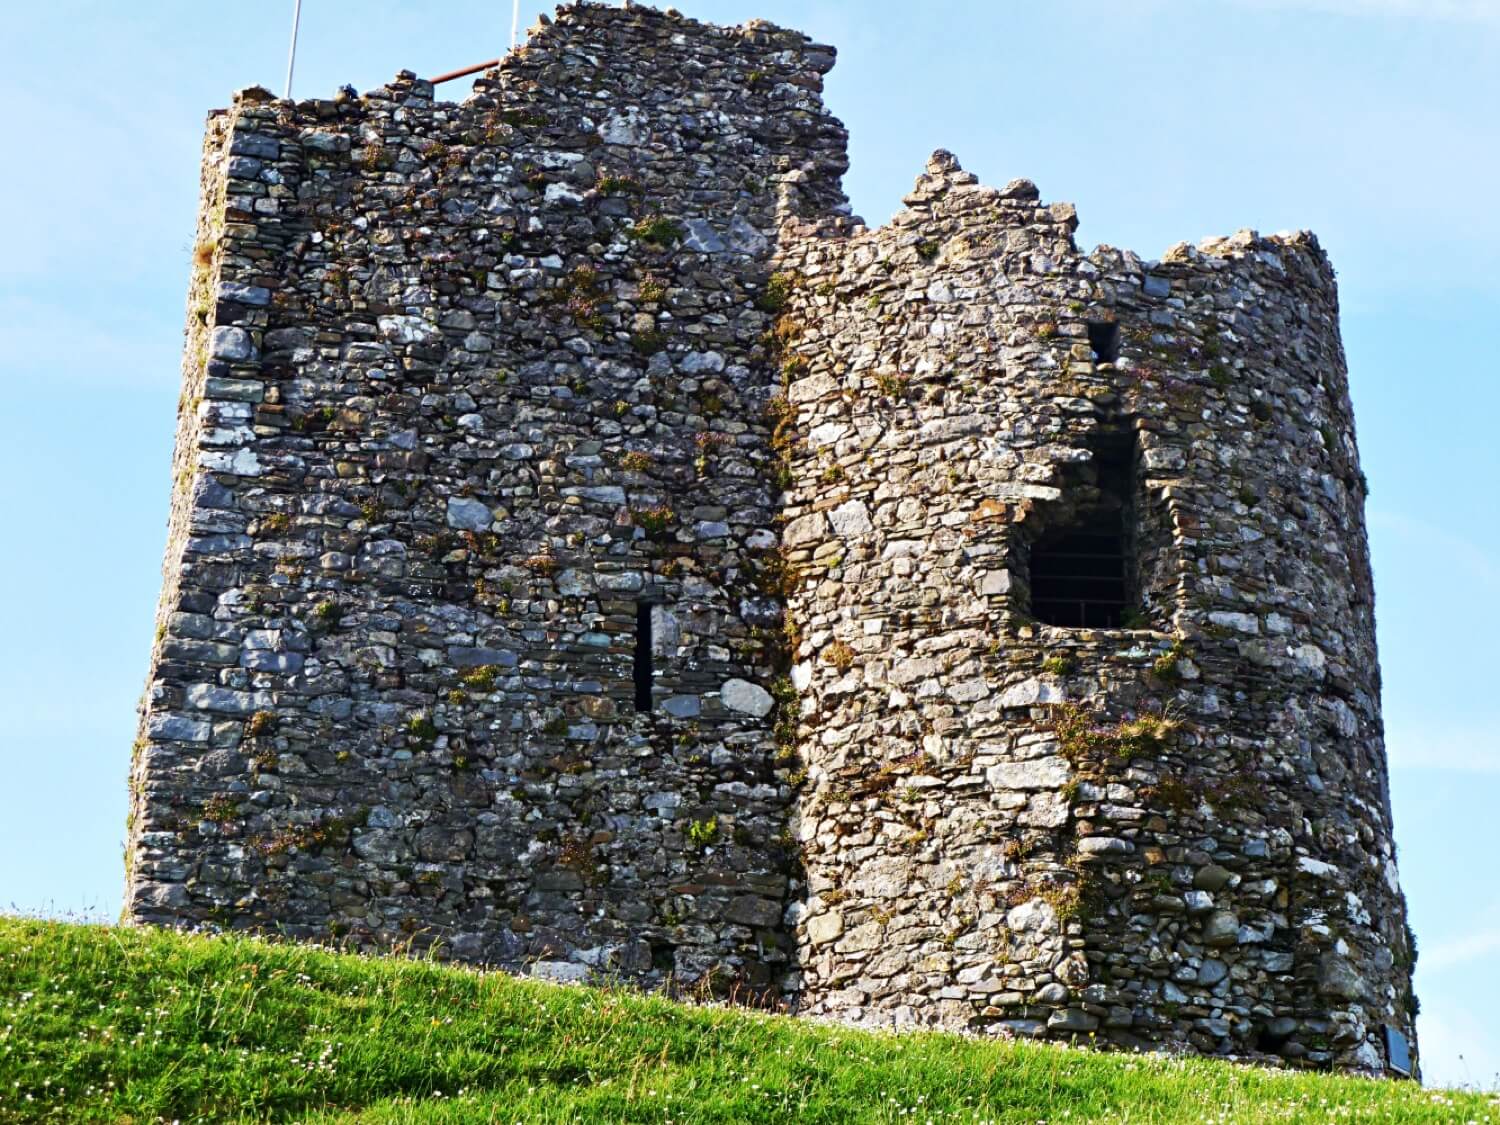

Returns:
634,602,654,713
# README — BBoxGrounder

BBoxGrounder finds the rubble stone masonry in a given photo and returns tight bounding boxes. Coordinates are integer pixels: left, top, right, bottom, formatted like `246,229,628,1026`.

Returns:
127,1,1417,1076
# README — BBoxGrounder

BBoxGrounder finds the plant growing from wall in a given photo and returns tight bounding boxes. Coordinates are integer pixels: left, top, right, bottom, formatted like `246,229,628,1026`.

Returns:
686,817,719,850
749,547,801,598
595,169,642,195
460,666,499,691
631,505,675,540
406,713,438,749
637,273,667,303
823,641,855,672
200,794,239,824
756,272,797,313
246,711,277,738
1041,653,1077,676
252,808,368,859
1151,641,1188,682
632,216,684,248
560,265,609,332
1053,704,1183,766
1141,774,1199,813
312,601,343,629
693,431,729,474
630,327,668,355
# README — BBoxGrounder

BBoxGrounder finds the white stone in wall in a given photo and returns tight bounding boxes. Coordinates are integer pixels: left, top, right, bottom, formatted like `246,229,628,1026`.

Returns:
806,912,843,945
210,326,255,361
198,448,263,477
721,678,774,717
599,107,648,145
556,569,589,596
1023,792,1071,828
997,679,1065,708
377,315,438,344
1007,898,1055,933
979,570,1012,596
829,499,872,538
985,756,1070,791
882,540,924,559
1291,643,1327,675
783,511,827,547
808,422,848,449
948,678,989,703
445,497,493,531
1298,856,1339,878
544,182,584,206
1208,611,1260,634
679,350,725,374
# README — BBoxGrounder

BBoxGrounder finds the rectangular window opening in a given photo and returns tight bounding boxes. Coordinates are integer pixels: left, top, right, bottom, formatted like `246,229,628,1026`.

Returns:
1087,321,1120,364
1028,431,1138,629
634,602,654,713
1383,1025,1412,1078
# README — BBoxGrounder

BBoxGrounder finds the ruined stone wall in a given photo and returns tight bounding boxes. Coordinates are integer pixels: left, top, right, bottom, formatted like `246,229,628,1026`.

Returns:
127,1,845,992
129,1,1415,1076
772,152,1416,1072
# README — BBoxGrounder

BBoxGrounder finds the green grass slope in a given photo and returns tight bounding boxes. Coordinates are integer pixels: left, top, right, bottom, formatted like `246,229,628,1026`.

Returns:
0,917,1491,1123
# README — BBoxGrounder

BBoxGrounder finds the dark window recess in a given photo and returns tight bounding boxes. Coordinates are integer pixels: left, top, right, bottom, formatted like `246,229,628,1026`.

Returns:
634,603,654,712
1028,433,1135,628
1087,321,1120,364
1383,1025,1412,1078
1029,516,1129,628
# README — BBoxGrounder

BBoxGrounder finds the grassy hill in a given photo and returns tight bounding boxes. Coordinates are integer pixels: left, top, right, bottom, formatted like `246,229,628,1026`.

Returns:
0,917,1491,1123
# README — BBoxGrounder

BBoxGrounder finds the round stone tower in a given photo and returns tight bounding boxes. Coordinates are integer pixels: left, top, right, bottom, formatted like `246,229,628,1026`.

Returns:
772,152,1416,1074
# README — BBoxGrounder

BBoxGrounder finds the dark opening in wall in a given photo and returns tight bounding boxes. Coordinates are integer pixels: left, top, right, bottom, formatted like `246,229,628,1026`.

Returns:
1028,432,1137,629
1087,321,1120,364
1384,1025,1413,1078
634,603,654,712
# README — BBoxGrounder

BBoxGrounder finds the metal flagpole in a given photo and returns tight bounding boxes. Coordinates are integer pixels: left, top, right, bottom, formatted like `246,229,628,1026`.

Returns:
284,0,304,100
511,0,520,49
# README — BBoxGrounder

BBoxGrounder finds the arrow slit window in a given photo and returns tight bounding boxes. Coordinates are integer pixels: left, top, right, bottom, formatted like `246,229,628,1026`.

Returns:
634,602,654,712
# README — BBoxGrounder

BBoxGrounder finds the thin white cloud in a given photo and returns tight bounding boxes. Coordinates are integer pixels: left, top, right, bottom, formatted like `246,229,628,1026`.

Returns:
1387,719,1500,773
1234,0,1500,24
0,294,179,390
1369,510,1500,593
1424,928,1500,973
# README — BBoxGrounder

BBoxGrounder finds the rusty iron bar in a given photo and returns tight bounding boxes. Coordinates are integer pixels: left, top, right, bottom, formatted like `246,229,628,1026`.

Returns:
431,58,503,85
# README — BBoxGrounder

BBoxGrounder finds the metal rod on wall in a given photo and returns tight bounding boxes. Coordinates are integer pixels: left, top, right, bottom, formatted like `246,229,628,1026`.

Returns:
284,0,304,100
431,59,503,86
511,0,520,49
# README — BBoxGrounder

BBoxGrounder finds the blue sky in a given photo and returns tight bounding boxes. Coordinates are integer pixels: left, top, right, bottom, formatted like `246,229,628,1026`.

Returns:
1,0,1495,1090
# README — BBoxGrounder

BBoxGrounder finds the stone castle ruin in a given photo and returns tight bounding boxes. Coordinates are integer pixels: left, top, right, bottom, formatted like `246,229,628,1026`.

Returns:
126,1,1418,1075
